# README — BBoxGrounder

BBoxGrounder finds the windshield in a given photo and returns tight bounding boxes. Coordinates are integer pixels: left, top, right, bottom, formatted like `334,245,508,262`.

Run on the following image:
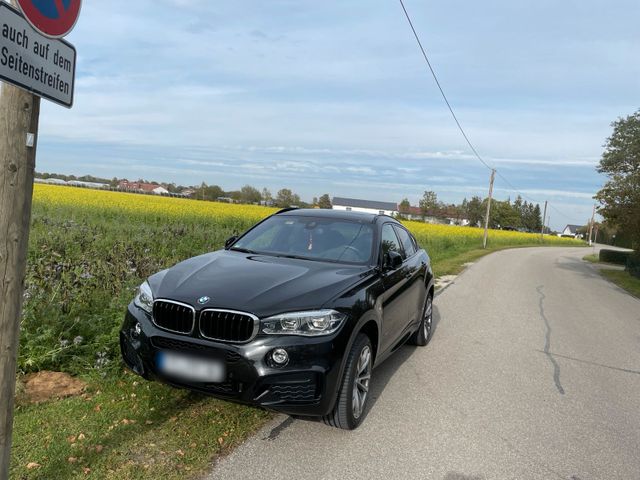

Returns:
232,216,374,264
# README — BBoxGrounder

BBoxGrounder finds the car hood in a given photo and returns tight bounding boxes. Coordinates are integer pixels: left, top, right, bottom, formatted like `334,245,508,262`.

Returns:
150,250,373,318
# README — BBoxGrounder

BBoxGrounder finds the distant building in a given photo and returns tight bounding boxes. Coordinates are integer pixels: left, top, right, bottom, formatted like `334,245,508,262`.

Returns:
67,180,109,189
332,197,398,216
34,178,108,189
560,224,584,238
399,205,470,226
118,180,169,195
35,178,67,185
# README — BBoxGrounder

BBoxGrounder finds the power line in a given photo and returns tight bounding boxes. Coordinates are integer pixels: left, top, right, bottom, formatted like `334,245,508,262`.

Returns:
397,0,577,223
397,0,492,172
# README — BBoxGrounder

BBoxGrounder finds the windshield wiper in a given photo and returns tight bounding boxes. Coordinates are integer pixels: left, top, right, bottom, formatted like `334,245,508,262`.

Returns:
229,247,258,254
274,253,326,262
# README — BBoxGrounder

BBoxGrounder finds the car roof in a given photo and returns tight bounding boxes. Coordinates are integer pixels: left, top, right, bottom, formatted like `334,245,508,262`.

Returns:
275,208,397,224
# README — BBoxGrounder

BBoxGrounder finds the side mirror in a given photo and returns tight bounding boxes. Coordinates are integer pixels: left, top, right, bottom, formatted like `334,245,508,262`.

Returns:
224,235,238,249
384,250,403,270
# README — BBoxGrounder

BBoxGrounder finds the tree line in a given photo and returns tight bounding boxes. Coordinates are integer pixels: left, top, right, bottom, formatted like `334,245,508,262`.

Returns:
594,109,639,251
399,190,543,231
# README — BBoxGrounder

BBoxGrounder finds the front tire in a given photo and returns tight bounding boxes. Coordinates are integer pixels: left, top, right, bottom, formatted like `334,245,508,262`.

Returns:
410,292,433,346
323,333,372,430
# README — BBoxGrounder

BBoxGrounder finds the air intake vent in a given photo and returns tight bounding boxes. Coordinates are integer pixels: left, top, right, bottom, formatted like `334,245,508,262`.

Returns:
199,309,257,342
152,300,195,334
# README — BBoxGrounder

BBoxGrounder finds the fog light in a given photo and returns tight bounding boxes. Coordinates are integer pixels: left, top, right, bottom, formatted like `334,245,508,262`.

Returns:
132,321,142,338
271,348,289,366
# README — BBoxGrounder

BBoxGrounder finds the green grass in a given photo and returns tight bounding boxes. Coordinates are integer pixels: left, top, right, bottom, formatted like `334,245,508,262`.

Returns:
11,372,271,479
583,253,599,263
600,270,640,298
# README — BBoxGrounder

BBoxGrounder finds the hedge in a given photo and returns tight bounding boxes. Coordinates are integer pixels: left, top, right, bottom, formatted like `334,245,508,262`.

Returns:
599,249,632,265
627,254,640,279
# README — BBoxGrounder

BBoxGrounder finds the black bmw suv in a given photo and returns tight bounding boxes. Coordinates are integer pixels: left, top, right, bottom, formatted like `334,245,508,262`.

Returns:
120,208,435,429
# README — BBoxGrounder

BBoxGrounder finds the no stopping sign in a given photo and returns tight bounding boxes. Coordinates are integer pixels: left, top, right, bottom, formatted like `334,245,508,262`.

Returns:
16,0,82,38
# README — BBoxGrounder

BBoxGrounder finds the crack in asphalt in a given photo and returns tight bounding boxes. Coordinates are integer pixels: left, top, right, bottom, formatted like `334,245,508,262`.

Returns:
538,350,640,376
264,416,295,441
537,285,565,395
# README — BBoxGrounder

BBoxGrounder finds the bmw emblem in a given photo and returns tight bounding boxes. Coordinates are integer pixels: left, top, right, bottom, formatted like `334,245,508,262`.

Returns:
197,296,210,305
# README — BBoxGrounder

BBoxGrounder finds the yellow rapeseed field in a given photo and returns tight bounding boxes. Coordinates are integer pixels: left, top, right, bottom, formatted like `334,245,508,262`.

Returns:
33,183,584,261
33,183,277,222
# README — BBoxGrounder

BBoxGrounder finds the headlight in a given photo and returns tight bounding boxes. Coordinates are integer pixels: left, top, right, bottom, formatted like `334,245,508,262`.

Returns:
261,310,346,336
133,281,154,314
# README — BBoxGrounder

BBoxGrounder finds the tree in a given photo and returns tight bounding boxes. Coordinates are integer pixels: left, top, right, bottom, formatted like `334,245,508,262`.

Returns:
240,185,262,204
399,198,411,214
275,188,301,208
419,191,438,217
194,183,224,201
318,194,332,209
532,204,542,232
262,188,273,205
464,196,484,227
595,110,640,251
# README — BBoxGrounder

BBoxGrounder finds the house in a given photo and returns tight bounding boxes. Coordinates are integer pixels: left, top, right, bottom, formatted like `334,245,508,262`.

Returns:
332,197,398,216
399,205,470,226
560,224,583,238
118,180,169,195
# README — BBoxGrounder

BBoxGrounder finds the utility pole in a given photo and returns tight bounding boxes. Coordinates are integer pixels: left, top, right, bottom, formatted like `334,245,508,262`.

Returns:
540,200,548,240
587,204,596,246
0,68,41,477
547,216,551,235
483,169,496,249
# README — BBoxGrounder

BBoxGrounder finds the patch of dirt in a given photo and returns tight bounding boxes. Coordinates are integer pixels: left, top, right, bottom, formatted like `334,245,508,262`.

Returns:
435,275,457,290
21,371,87,404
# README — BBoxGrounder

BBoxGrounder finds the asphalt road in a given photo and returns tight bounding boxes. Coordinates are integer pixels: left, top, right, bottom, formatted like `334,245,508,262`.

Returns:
207,246,640,480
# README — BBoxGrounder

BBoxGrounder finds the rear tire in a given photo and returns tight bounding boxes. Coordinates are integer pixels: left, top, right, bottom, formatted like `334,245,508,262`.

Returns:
322,333,372,430
410,292,433,346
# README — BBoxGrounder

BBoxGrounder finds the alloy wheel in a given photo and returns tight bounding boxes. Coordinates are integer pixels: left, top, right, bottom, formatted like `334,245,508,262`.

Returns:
423,295,433,338
352,345,371,419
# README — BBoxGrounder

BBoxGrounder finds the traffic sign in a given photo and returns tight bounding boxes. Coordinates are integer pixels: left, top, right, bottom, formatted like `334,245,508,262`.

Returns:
16,0,81,38
0,2,76,107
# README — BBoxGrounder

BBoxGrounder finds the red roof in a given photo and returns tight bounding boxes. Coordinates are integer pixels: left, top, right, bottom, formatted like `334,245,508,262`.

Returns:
118,180,160,192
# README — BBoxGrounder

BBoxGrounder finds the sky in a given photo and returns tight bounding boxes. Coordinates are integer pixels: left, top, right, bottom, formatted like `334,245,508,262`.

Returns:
14,0,640,229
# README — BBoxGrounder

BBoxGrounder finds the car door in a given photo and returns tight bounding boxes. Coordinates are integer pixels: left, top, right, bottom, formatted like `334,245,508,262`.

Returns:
393,225,426,326
378,223,411,353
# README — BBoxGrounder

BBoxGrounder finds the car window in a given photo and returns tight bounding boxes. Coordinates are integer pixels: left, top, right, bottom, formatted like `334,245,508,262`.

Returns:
232,216,374,264
381,224,402,257
394,226,416,258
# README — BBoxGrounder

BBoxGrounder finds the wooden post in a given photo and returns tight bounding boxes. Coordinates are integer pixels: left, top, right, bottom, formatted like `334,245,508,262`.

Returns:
540,200,548,240
483,169,496,249
0,78,41,476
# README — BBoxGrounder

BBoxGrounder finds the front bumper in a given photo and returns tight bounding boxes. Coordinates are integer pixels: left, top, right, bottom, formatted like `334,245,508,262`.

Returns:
120,304,347,416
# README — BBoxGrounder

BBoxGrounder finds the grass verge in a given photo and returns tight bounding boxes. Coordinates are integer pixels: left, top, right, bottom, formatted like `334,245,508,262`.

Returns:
599,270,640,298
11,372,272,480
583,253,599,263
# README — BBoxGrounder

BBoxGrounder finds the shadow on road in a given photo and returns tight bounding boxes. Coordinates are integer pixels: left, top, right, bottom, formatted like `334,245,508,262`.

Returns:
554,255,605,280
365,303,443,418
444,473,484,480
292,305,443,427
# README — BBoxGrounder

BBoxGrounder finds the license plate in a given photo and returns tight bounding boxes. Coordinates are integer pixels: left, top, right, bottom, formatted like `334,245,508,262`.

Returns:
157,351,225,383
